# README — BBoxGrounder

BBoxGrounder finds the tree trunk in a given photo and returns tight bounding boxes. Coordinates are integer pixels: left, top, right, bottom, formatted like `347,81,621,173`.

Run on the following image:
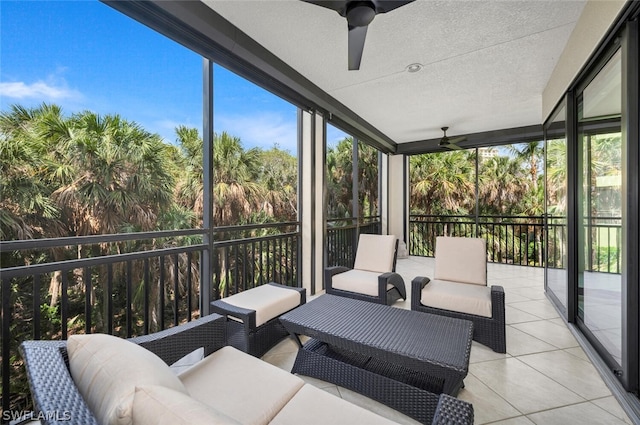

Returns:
49,270,61,308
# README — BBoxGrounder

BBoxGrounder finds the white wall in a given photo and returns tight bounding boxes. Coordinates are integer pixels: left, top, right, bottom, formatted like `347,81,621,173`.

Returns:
542,0,627,120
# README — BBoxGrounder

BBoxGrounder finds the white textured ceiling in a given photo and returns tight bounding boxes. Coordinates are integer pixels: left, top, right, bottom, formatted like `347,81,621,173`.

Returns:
204,0,586,144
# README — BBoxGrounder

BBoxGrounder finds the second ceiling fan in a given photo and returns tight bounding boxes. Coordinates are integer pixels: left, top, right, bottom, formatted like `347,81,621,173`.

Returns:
302,0,415,70
439,127,467,150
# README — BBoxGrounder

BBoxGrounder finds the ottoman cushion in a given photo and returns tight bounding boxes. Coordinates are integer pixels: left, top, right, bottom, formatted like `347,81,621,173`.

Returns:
222,285,302,327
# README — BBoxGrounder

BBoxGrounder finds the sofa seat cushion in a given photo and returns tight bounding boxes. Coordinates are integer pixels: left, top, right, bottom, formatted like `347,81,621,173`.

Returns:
270,384,397,425
178,346,304,425
222,284,302,327
331,269,392,296
421,279,492,318
133,385,241,425
67,333,188,425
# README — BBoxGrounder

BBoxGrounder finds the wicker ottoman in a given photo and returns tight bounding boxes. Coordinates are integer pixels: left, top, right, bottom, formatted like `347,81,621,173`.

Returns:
210,283,306,357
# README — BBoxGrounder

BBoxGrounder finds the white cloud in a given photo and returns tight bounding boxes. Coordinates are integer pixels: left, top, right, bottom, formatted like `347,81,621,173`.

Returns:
216,112,298,152
0,80,82,101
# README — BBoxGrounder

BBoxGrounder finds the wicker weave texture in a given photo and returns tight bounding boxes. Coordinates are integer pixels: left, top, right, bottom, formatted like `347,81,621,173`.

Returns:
19,314,225,425
291,339,474,424
210,283,306,357
280,294,473,395
411,277,507,353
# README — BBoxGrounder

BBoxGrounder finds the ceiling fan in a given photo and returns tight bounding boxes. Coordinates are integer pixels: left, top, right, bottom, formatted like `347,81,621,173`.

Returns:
301,0,415,70
439,127,466,150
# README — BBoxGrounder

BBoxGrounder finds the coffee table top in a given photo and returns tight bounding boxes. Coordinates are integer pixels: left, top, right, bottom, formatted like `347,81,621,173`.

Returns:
280,294,473,374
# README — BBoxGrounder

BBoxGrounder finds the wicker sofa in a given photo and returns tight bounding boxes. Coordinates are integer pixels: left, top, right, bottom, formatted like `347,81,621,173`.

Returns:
20,313,473,425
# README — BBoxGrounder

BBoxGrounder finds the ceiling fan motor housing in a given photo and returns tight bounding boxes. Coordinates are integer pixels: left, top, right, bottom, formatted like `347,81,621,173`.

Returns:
346,1,376,27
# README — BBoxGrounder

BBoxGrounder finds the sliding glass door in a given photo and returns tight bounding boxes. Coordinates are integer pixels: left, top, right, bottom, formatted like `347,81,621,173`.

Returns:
577,49,623,367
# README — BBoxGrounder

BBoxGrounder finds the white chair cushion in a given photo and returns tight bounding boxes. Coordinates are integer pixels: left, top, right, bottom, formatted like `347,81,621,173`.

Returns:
435,236,487,285
270,384,398,425
133,385,241,425
420,279,493,318
222,284,302,327
67,333,188,425
179,346,304,425
331,269,392,297
353,234,396,273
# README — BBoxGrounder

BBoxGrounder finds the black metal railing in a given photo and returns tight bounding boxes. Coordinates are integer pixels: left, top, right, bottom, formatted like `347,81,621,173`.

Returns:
326,216,381,268
212,222,300,298
0,222,301,417
410,215,545,266
410,214,622,273
584,216,622,273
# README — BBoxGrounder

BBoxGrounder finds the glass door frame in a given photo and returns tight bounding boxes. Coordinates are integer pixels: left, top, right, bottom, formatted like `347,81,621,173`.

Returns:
545,17,639,394
570,20,638,392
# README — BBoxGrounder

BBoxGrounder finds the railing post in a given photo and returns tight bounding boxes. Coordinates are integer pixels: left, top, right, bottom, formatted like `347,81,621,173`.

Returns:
2,277,11,419
201,57,214,315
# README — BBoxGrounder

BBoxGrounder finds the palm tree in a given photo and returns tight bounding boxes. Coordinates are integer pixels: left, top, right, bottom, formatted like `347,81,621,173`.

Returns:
213,131,264,226
257,146,297,222
174,125,205,225
410,150,476,217
0,104,66,242
508,142,543,190
53,111,174,236
357,141,379,219
326,138,354,219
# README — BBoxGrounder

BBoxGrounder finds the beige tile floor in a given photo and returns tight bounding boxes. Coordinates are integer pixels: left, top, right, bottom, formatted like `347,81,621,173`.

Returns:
261,256,633,425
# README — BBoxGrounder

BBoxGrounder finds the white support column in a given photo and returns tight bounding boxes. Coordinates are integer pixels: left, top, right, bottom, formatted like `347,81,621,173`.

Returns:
388,153,408,251
313,113,326,293
300,110,326,295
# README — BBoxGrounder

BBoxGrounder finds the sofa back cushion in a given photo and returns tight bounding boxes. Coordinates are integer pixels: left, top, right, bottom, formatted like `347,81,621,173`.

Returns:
67,333,188,425
434,237,487,285
353,234,397,273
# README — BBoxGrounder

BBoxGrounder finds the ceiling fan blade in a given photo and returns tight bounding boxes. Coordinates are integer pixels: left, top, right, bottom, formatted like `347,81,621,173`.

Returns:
446,143,463,150
348,24,368,70
448,136,467,145
300,0,347,14
372,0,416,14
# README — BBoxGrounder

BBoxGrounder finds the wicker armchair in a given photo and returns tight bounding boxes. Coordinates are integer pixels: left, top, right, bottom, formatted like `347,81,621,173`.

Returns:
326,234,406,305
411,237,506,353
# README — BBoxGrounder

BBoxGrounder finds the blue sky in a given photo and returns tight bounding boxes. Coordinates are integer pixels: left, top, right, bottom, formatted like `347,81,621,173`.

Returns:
1,1,346,152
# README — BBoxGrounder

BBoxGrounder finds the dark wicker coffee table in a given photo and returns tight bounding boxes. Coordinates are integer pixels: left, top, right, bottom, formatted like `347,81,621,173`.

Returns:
280,294,474,424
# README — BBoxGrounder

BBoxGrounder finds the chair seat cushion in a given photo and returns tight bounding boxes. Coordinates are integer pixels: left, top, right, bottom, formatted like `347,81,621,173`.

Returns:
133,385,241,425
67,333,188,425
270,384,397,425
420,279,492,318
178,346,304,425
331,269,392,297
222,284,302,327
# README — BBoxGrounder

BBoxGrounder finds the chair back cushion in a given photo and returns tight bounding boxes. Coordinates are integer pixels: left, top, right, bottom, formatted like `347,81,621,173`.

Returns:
434,237,487,285
67,333,188,425
353,234,397,273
